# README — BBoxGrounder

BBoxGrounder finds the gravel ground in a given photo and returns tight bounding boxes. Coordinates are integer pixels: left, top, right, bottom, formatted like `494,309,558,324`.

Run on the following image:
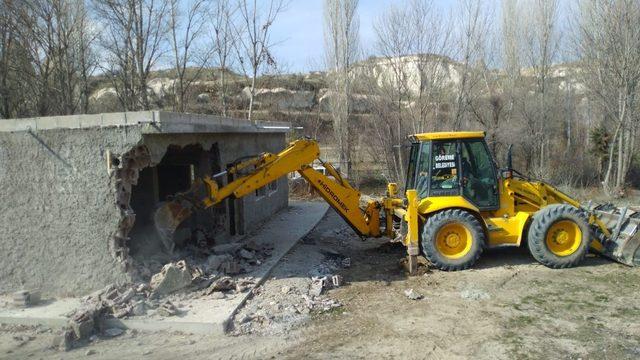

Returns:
2,208,640,359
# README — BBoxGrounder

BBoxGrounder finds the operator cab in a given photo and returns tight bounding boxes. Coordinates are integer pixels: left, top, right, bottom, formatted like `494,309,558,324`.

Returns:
406,131,499,210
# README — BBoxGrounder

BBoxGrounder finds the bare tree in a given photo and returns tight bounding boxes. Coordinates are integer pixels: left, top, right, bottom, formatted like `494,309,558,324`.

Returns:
235,0,286,121
575,0,640,194
94,0,169,111
324,0,359,178
452,0,493,130
209,0,238,117
520,0,560,171
169,0,209,112
3,0,96,116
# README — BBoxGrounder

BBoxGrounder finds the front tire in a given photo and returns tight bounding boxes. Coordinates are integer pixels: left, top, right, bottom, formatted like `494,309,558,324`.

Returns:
527,204,591,268
421,209,485,271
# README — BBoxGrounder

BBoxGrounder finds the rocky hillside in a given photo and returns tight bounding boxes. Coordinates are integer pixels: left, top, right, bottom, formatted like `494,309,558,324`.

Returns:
88,54,587,119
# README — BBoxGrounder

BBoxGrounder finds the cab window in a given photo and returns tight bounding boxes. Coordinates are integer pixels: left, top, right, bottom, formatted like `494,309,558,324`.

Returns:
460,139,498,209
405,143,420,191
415,143,430,198
430,141,459,196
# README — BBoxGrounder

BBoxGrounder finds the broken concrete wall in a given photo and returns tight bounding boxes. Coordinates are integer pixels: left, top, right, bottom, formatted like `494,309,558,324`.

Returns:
0,126,142,296
0,112,289,296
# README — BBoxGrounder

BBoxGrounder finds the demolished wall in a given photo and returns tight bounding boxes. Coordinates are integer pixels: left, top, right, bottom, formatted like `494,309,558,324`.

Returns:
0,112,289,296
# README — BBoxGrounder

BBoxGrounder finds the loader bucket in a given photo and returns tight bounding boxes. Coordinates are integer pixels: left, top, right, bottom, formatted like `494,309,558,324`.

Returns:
592,205,640,266
153,199,194,251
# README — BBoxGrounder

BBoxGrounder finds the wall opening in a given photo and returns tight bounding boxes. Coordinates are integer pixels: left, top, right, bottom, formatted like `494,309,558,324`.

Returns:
126,143,227,266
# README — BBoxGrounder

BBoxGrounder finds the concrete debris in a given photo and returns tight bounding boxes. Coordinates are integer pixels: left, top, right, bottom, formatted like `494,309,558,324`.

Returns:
51,328,74,351
205,276,236,294
131,301,146,316
205,254,233,272
309,277,327,296
302,295,342,312
104,327,124,337
235,278,256,293
220,260,241,275
239,248,255,260
69,308,97,340
404,289,424,300
309,274,345,296
244,240,262,252
150,260,193,296
157,301,179,317
212,242,242,255
281,285,291,294
12,290,41,307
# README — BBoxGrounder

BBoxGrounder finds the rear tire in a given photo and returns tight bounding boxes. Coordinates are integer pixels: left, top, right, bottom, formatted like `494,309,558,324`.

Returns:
421,209,485,271
527,204,591,268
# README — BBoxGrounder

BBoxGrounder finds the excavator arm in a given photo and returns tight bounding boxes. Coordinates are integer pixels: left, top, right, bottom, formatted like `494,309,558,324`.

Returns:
153,138,397,243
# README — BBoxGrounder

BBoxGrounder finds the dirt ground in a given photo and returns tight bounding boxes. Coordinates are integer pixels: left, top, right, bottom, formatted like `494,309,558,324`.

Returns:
2,208,640,360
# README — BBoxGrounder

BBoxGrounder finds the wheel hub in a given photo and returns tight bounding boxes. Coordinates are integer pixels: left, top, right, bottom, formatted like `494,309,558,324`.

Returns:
552,229,569,245
445,232,461,248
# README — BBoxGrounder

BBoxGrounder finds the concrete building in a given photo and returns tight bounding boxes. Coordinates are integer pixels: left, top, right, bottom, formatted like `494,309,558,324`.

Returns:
0,112,290,296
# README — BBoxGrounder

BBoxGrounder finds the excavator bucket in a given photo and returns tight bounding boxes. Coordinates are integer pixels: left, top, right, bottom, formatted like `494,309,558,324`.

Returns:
592,204,640,266
153,199,194,251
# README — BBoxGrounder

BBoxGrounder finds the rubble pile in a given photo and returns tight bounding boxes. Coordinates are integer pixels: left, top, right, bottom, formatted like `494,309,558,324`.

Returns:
50,239,275,351
232,271,346,335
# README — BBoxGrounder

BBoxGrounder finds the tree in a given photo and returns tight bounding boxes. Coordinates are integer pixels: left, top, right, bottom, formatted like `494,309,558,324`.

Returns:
236,0,286,121
575,0,640,194
209,0,238,117
94,0,169,111
169,0,209,112
324,0,359,178
452,0,493,130
520,0,560,172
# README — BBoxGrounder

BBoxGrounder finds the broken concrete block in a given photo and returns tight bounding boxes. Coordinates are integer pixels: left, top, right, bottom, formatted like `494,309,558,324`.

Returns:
212,243,242,255
150,261,192,296
12,290,40,307
69,317,94,340
331,275,344,287
220,260,241,275
244,240,262,252
404,288,423,300
206,276,236,293
113,287,135,305
112,305,132,318
157,301,178,317
205,254,232,272
52,328,74,351
131,301,146,316
238,248,255,260
309,277,327,297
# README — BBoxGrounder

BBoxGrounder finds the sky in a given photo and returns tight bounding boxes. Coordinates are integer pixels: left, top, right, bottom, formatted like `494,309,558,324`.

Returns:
269,0,469,73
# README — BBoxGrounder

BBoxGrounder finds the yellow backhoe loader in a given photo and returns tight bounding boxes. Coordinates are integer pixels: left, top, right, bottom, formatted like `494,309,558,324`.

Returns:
153,132,640,273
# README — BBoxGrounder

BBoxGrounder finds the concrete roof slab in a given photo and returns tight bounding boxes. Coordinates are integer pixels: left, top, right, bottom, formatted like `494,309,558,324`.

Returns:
0,111,292,134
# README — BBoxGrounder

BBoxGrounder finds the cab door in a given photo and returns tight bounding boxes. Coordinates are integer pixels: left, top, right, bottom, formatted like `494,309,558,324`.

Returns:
459,139,499,210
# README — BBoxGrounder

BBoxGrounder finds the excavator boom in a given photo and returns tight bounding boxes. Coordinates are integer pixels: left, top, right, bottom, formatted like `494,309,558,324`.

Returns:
153,139,396,245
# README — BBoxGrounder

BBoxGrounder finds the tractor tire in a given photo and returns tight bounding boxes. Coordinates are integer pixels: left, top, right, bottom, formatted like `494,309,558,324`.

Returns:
421,209,485,271
527,204,591,268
